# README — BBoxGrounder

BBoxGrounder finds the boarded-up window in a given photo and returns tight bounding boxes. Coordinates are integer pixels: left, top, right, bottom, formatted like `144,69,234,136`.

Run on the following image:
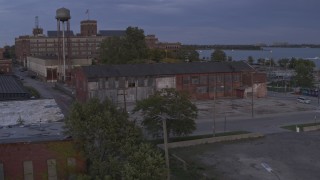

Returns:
233,74,240,82
47,159,58,180
119,77,125,88
98,78,105,89
197,86,208,94
0,163,4,180
138,78,145,87
191,76,199,84
200,76,208,84
147,78,154,86
23,161,34,180
108,78,115,89
217,75,224,82
67,158,76,167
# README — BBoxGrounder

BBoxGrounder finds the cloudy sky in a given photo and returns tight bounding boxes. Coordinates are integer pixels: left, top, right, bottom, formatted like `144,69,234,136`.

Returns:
0,0,319,46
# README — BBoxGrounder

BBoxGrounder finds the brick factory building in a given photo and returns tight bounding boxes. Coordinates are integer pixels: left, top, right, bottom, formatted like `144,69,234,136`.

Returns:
15,9,180,83
73,61,267,104
0,48,12,75
0,99,85,179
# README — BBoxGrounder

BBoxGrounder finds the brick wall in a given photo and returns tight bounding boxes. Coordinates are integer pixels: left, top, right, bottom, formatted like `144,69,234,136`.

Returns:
0,60,12,74
73,68,88,102
0,140,86,180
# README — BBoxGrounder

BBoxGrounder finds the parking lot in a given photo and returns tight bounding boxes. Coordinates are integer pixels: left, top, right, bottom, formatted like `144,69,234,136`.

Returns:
194,93,317,122
172,131,320,180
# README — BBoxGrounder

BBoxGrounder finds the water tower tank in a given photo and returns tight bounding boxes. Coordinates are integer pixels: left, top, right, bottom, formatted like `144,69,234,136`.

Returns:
56,8,71,21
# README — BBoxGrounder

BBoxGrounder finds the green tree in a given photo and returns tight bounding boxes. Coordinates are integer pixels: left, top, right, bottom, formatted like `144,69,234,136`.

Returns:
293,59,315,87
3,45,13,59
265,58,276,66
65,99,166,179
247,56,254,65
257,58,266,65
133,88,198,139
211,49,226,61
278,58,290,68
148,49,166,62
123,143,166,180
99,26,148,64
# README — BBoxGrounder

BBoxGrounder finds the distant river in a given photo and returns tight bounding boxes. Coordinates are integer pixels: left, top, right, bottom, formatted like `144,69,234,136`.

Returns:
197,47,320,62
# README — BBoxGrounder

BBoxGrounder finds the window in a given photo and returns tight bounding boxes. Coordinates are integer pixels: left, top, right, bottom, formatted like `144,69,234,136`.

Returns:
67,158,76,167
128,78,136,87
191,76,199,84
216,75,224,82
197,86,208,94
98,78,105,89
147,78,154,86
47,159,57,180
108,78,115,89
23,161,34,180
67,157,76,175
138,78,145,87
119,77,126,88
233,74,240,82
128,82,135,87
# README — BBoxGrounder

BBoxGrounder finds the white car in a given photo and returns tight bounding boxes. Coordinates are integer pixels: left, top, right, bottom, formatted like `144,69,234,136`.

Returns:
297,97,311,104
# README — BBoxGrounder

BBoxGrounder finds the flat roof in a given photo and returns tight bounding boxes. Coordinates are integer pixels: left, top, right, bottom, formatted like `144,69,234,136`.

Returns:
0,99,64,126
0,99,66,144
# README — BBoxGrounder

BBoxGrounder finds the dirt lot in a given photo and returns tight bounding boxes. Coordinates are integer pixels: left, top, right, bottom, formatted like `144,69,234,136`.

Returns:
172,131,320,180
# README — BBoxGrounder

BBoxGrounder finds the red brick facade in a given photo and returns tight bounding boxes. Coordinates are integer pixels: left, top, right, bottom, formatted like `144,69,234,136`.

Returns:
176,72,242,100
0,60,12,74
0,140,86,180
73,67,88,102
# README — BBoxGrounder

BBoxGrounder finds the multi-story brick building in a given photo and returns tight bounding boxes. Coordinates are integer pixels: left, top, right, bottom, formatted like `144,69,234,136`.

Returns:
145,34,181,50
0,48,13,75
73,61,267,104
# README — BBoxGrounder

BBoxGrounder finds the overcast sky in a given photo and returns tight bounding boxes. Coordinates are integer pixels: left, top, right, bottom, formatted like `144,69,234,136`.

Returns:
0,0,319,46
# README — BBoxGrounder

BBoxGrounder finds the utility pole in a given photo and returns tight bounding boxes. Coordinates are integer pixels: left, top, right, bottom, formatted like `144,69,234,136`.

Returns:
213,76,217,137
318,84,320,106
251,72,254,118
162,117,170,180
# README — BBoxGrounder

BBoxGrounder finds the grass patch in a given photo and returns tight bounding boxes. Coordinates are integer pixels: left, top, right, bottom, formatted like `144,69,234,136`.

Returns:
150,131,250,144
281,122,320,131
24,86,40,98
170,156,215,180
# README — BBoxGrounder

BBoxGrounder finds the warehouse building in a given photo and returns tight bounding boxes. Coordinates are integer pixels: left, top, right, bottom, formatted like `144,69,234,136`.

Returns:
73,61,267,104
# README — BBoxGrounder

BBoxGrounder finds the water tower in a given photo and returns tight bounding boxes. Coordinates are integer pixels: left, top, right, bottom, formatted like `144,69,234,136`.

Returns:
56,7,71,82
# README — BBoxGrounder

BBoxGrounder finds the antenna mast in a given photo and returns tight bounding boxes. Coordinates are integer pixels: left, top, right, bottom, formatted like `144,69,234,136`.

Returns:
35,16,39,28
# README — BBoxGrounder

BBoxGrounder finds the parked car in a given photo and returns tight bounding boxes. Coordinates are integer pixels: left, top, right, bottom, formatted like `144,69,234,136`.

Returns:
297,97,311,104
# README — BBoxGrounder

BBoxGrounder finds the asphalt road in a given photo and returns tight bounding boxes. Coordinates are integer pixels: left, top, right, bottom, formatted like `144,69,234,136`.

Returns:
194,110,320,135
14,66,74,116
